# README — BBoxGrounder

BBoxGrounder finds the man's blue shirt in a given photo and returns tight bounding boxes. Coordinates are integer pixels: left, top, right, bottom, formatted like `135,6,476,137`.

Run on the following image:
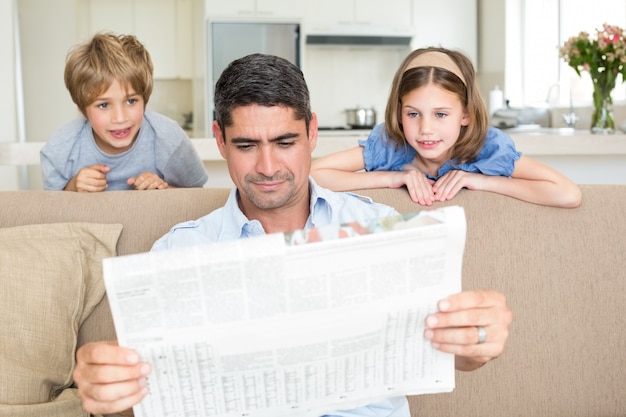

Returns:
152,178,398,250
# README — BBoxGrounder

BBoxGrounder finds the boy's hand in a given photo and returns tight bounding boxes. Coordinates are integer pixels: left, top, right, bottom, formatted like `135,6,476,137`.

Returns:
127,172,169,190
65,164,110,192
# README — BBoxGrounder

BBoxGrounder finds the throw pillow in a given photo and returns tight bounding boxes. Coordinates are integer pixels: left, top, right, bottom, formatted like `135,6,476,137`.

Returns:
0,222,122,415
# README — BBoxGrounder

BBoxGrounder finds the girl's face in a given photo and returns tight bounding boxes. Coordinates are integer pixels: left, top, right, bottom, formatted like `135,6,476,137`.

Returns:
84,79,144,155
400,82,469,166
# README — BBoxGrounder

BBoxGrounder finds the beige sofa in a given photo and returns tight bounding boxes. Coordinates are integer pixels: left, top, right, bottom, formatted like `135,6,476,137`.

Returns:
0,186,624,417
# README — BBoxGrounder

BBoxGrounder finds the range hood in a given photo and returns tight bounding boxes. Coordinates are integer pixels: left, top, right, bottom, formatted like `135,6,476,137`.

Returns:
306,24,413,46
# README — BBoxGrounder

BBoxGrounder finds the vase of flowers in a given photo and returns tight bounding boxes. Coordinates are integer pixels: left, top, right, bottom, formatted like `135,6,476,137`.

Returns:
559,23,626,134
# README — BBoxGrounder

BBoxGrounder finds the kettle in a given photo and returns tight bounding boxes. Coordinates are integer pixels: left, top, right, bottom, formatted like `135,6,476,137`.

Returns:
491,101,552,129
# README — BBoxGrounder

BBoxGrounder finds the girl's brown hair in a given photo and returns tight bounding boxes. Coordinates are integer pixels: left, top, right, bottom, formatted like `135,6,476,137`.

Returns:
384,47,489,164
64,32,154,114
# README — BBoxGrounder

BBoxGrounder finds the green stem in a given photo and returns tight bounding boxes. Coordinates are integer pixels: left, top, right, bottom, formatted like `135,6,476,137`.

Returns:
591,71,616,132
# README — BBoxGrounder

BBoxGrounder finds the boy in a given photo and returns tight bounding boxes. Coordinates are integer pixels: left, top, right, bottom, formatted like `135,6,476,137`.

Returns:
40,32,208,191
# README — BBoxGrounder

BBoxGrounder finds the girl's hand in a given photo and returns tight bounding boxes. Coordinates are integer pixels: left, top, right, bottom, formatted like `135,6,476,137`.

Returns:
127,172,169,190
394,166,436,206
433,170,486,201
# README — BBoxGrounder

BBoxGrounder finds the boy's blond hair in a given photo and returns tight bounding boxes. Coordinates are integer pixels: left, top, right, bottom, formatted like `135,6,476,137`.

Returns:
64,32,153,115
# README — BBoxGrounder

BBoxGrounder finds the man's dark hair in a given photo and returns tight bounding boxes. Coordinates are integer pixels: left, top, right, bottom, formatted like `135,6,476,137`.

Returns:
213,53,312,138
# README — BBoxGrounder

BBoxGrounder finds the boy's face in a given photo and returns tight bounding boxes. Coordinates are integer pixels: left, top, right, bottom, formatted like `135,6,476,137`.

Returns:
84,80,144,154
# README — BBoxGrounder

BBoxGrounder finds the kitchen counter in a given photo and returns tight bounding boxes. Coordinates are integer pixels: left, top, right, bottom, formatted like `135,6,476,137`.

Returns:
2,131,625,189
191,130,626,187
190,130,626,159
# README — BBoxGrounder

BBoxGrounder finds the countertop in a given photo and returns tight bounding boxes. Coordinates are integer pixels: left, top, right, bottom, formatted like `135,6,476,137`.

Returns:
2,130,626,166
2,130,625,188
190,130,626,161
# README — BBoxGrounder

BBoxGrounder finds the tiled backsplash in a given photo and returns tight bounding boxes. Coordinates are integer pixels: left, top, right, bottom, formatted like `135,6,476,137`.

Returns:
303,45,410,128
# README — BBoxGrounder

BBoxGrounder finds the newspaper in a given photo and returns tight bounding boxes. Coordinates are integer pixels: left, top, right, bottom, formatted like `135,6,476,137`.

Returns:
103,205,466,417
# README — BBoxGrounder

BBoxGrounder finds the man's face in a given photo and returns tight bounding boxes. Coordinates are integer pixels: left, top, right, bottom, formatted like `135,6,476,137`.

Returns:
213,104,318,216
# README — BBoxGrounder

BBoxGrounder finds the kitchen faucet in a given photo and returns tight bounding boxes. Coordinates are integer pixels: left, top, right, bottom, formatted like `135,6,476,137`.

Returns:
562,89,578,128
546,82,577,128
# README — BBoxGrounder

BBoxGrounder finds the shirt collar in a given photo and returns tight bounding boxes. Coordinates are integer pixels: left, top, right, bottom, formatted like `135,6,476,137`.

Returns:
219,188,265,240
308,177,335,228
222,177,333,238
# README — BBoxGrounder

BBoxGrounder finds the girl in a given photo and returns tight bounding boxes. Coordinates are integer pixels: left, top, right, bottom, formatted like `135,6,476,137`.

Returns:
311,47,582,208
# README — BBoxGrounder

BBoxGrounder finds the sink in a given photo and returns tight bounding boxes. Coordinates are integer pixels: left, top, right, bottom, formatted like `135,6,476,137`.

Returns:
503,125,585,135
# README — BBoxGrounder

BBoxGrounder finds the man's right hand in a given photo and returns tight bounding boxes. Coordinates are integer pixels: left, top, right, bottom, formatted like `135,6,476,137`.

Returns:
73,341,151,414
65,164,110,192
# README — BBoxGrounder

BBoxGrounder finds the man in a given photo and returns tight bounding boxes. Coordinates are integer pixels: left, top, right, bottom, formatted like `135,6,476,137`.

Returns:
73,54,512,416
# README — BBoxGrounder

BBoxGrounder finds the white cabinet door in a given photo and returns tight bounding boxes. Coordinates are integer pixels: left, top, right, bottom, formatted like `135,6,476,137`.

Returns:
135,0,178,78
87,0,192,79
205,0,255,17
256,0,303,18
88,0,133,34
305,0,412,33
176,0,193,79
206,0,302,18
305,0,353,29
355,0,412,29
412,0,477,67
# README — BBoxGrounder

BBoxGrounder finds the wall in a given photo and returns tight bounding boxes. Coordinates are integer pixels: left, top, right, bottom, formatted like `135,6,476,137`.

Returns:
16,0,78,190
19,0,78,142
0,0,19,190
476,0,505,104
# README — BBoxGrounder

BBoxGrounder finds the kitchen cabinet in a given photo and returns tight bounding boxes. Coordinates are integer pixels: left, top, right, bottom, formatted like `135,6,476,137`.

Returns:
205,0,303,18
411,0,477,67
305,0,412,34
87,0,133,35
86,0,192,79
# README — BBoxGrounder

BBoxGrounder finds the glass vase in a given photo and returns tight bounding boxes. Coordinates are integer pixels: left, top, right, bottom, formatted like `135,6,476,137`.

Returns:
591,82,615,134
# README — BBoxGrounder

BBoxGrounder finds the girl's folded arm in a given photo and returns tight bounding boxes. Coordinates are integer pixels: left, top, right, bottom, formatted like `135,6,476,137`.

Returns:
312,147,395,191
482,156,582,208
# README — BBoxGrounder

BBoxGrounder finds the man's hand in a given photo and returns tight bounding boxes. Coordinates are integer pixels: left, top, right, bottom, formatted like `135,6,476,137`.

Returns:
73,341,151,414
424,290,512,371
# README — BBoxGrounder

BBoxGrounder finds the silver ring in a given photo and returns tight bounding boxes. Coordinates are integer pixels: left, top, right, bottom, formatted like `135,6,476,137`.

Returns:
476,326,487,344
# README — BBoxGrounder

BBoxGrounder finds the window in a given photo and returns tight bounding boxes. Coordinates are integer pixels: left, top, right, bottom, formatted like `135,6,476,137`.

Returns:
505,0,626,107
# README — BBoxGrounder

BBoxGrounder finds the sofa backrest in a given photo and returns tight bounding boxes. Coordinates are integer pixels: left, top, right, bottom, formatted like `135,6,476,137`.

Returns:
1,186,624,417
0,189,231,256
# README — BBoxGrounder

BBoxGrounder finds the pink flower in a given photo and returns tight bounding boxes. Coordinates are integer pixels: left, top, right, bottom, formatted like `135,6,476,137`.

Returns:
560,22,626,84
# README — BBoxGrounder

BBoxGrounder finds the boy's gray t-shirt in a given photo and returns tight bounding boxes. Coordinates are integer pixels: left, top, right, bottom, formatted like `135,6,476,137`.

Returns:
40,111,208,190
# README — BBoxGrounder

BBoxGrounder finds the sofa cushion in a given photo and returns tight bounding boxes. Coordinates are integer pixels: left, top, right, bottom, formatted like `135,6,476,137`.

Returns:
0,222,122,415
